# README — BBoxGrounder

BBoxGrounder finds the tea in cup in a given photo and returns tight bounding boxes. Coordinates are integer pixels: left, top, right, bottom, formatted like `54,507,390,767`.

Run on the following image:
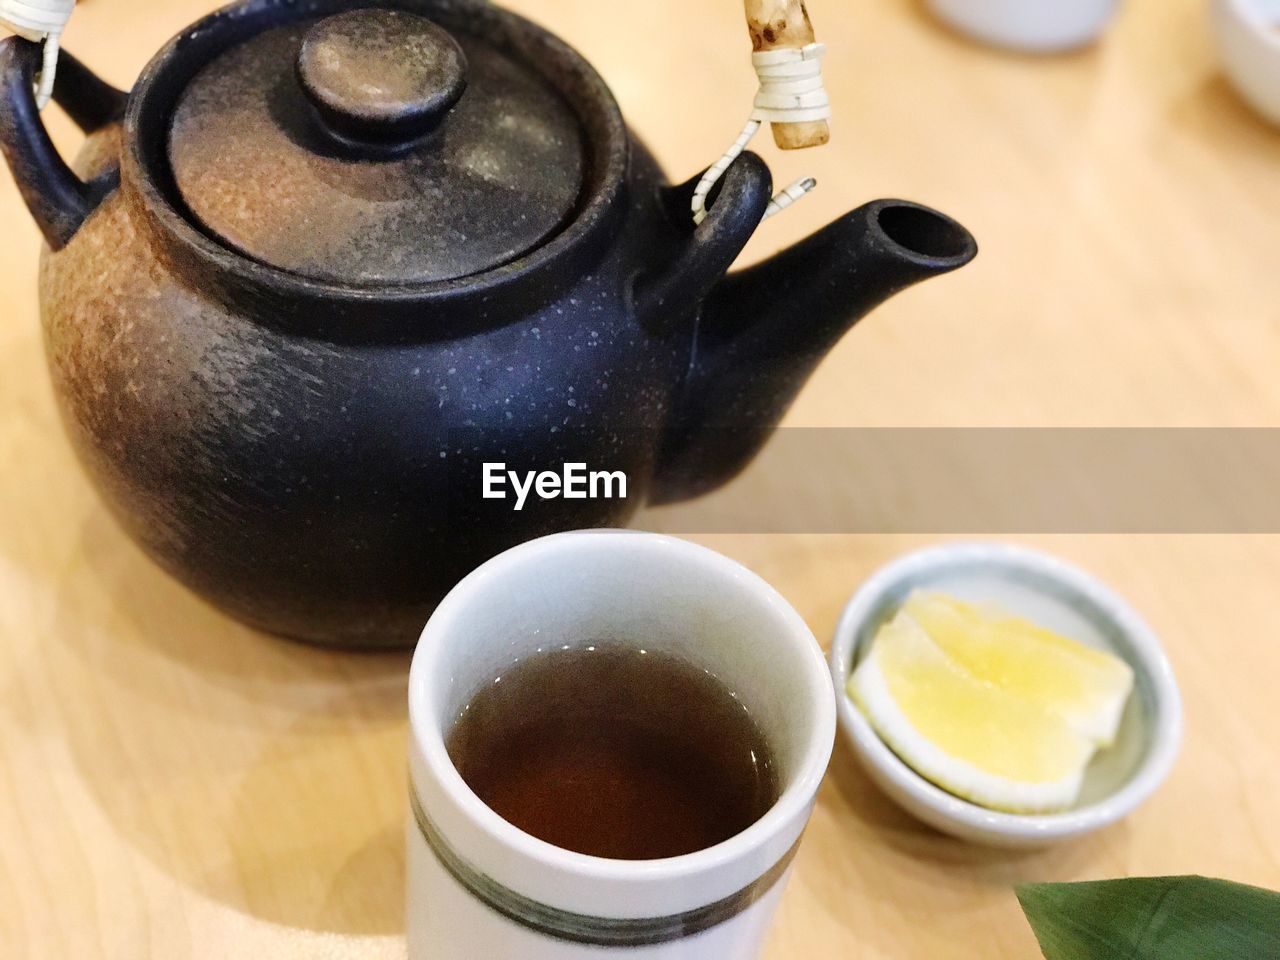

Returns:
406,531,836,958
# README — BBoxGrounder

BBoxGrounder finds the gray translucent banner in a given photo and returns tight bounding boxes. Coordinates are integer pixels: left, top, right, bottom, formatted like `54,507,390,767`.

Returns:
640,429,1280,533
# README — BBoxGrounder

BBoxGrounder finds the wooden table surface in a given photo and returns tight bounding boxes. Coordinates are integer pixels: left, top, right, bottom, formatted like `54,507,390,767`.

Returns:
3,0,1280,956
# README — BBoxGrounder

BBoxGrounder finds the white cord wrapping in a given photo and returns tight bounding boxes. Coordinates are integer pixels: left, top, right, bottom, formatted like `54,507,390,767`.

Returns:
0,0,75,110
691,42,832,226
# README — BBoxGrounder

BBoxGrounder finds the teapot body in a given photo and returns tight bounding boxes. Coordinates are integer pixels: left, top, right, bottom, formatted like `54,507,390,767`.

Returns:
4,0,978,648
41,123,689,647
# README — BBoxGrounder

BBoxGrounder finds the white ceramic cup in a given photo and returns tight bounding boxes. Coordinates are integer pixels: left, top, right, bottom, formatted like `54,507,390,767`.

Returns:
927,0,1121,52
406,531,836,958
1212,0,1280,126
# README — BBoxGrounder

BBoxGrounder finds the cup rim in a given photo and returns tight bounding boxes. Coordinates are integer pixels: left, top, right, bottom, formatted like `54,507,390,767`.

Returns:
408,530,836,883
828,541,1183,844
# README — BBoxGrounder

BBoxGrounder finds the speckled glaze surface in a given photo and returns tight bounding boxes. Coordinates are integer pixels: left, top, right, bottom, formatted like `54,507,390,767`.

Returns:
0,0,978,647
39,126,697,647
169,9,584,283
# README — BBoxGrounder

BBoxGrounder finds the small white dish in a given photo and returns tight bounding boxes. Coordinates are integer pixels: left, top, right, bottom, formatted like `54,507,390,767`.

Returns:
829,542,1182,847
927,0,1121,53
1212,0,1280,126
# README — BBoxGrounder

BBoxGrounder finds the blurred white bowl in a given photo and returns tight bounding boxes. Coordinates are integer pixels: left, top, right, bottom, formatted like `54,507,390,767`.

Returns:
1213,0,1280,125
927,0,1121,53
829,542,1183,847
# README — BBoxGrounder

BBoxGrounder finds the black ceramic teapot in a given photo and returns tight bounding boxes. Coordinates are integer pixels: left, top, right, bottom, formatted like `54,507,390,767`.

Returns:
0,0,976,647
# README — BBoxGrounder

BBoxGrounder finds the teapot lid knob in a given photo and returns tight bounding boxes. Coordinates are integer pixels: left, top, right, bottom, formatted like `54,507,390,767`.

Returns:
297,9,467,147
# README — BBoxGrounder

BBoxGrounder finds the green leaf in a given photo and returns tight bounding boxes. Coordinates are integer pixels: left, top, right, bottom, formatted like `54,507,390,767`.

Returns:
1016,876,1280,960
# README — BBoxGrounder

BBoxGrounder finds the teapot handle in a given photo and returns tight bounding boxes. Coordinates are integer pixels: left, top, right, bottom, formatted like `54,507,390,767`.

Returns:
0,37,127,249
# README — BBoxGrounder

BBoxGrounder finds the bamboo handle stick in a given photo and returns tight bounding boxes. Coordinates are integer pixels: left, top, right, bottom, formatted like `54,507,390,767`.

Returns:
744,0,830,150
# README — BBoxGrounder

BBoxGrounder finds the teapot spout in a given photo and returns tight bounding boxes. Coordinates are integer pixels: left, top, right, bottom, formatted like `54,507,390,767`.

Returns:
652,199,977,504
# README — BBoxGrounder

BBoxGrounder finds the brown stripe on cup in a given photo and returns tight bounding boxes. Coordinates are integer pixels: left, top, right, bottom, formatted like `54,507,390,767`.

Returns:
409,788,801,947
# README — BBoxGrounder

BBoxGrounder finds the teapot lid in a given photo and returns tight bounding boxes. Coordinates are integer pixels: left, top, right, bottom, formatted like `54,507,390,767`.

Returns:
167,7,585,285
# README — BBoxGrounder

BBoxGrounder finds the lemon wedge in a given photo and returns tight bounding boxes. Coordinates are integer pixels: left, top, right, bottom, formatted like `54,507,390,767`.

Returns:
849,612,1096,813
903,591,1134,747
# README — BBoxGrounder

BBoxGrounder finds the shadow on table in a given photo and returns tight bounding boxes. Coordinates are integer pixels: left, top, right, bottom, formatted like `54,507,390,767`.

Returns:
806,739,1121,950
51,506,413,936
1170,74,1280,147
